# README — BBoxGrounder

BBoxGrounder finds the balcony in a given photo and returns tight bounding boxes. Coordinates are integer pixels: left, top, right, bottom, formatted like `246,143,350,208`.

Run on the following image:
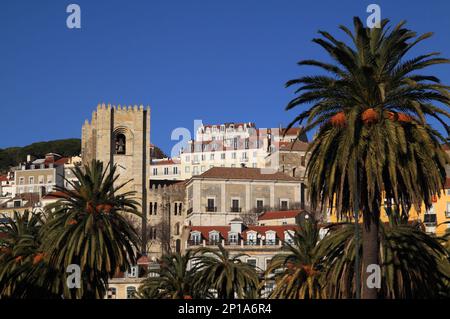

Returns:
230,207,242,213
205,206,217,212
186,238,282,248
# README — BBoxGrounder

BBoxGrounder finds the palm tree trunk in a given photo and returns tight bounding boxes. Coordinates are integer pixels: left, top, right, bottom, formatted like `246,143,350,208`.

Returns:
361,210,379,299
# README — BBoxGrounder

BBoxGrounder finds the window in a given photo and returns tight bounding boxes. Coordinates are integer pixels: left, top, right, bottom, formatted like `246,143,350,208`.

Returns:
19,177,24,185
149,227,157,239
242,152,248,160
186,155,190,162
231,199,240,212
38,176,44,184
47,175,53,184
256,199,264,212
209,231,220,245
228,233,238,245
174,223,180,235
193,166,199,175
126,286,137,299
247,232,257,245
207,198,216,212
185,166,190,173
210,154,215,160
265,231,276,245
127,266,138,278
245,138,249,149
284,231,294,244
173,167,178,175
232,152,237,159
201,154,206,161
201,166,205,172
115,133,126,155
153,168,158,175
29,177,34,185
292,167,297,178
190,232,201,245
149,202,153,215
247,258,257,269
424,206,437,226
194,155,199,163
252,163,257,168
14,200,21,208
280,199,289,211
221,153,226,160
107,288,117,299
164,167,169,175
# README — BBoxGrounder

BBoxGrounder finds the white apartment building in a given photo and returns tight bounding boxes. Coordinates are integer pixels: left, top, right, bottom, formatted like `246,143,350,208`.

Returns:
150,122,307,181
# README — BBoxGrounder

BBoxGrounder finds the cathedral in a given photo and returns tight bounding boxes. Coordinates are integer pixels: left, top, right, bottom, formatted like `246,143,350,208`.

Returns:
81,103,151,254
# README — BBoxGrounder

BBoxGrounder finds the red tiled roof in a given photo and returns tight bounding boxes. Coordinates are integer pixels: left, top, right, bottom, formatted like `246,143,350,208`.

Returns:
0,175,8,182
41,191,68,200
278,141,309,152
280,128,301,136
151,159,178,166
54,157,70,166
194,167,298,181
258,210,301,221
189,225,297,240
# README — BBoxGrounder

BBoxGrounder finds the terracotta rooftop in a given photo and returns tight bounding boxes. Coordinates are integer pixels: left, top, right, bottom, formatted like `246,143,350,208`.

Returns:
0,175,8,182
194,167,298,181
151,159,179,166
41,191,69,200
278,141,309,152
258,210,302,221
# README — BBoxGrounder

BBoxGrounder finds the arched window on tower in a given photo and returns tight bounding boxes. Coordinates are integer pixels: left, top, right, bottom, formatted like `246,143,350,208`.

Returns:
115,133,126,155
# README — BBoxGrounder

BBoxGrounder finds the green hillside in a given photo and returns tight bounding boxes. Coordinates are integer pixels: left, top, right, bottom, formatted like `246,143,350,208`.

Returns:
0,139,81,173
0,139,168,173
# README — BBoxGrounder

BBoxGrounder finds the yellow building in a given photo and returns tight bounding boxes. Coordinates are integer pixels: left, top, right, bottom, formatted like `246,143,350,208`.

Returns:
328,177,450,236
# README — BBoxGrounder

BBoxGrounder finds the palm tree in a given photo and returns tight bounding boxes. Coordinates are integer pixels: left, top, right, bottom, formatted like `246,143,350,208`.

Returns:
137,251,207,299
285,17,450,298
316,218,450,298
40,160,141,299
0,210,61,298
266,215,324,299
193,245,259,299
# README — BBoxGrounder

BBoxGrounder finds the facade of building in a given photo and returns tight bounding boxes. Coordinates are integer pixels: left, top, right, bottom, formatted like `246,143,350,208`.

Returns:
0,172,14,200
184,167,304,227
147,181,186,259
150,122,308,181
13,153,67,197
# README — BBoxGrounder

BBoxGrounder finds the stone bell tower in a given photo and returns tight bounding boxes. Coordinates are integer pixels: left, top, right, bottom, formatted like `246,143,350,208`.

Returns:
81,103,151,254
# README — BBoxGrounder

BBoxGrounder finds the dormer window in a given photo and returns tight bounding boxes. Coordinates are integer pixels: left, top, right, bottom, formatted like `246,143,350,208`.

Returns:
190,232,201,245
265,231,276,245
228,232,239,245
208,231,220,245
247,231,257,245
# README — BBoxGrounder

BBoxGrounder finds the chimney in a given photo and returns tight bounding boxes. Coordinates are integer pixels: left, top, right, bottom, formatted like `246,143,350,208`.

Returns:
230,218,244,234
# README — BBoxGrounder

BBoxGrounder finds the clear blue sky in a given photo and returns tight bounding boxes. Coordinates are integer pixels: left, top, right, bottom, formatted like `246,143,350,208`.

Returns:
1,0,449,154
